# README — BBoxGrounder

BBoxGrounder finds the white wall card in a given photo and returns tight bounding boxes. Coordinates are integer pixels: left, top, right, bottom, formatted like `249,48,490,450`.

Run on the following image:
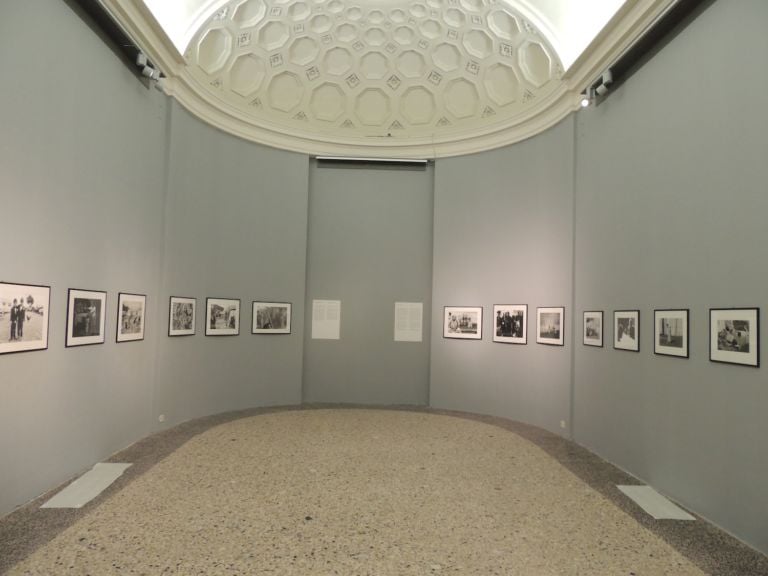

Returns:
312,299,341,340
394,302,423,342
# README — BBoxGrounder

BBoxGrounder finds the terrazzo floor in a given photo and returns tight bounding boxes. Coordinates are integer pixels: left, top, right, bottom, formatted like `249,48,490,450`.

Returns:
1,407,767,575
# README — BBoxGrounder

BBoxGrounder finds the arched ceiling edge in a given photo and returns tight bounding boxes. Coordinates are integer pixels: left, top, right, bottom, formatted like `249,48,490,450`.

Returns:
101,0,676,159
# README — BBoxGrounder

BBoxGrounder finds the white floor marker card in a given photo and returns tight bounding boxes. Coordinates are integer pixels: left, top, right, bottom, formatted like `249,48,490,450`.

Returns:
41,463,132,509
617,485,695,520
394,302,423,342
312,299,341,340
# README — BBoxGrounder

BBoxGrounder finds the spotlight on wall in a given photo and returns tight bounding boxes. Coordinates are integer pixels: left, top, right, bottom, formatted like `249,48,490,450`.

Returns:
141,66,161,81
580,86,595,108
135,51,162,83
581,69,613,107
595,69,613,97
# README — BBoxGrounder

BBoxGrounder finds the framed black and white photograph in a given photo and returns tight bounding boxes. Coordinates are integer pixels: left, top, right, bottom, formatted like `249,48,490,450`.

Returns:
537,307,564,346
252,301,291,334
443,306,482,340
654,309,688,358
710,308,759,367
205,298,240,336
493,304,526,344
583,311,603,347
0,282,51,355
169,296,196,337
66,289,107,347
116,293,146,343
614,310,640,352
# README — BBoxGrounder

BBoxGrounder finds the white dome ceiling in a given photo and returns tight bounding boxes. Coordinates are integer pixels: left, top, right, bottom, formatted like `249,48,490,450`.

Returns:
142,0,628,71
103,0,675,157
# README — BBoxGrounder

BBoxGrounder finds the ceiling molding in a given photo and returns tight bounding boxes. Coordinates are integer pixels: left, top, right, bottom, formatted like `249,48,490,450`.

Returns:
98,0,187,70
163,68,578,158
562,0,677,91
98,0,677,158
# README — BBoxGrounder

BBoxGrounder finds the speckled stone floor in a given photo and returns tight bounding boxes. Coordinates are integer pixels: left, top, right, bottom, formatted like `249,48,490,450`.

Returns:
1,406,767,575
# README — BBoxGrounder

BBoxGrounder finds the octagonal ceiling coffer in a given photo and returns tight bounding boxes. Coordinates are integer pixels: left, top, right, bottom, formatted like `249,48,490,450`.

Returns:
268,71,304,112
233,0,266,27
520,41,552,87
198,28,232,75
310,83,346,122
229,54,266,96
355,88,391,126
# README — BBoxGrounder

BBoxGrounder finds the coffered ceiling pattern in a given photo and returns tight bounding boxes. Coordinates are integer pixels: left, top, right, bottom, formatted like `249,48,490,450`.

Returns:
184,0,563,145
106,0,673,156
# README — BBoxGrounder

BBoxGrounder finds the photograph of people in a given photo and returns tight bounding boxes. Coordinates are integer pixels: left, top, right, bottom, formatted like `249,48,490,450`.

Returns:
0,283,51,354
1,295,43,344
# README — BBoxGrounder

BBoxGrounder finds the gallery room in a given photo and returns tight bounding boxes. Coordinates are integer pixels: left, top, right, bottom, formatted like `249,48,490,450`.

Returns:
1,0,766,573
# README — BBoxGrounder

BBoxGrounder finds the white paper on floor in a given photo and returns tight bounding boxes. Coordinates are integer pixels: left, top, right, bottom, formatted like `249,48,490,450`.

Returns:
617,485,695,520
41,463,132,509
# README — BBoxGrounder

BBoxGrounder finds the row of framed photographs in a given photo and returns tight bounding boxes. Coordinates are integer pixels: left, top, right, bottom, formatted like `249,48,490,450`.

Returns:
0,282,147,354
171,297,291,337
443,304,760,367
582,308,759,367
0,281,292,356
443,305,565,346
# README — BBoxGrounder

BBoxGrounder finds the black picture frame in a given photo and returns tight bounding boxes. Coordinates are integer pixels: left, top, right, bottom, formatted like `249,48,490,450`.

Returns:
583,310,603,348
252,301,292,334
443,306,483,340
66,288,108,348
654,309,689,358
0,281,51,356
709,307,759,367
613,310,640,352
205,297,241,336
116,292,146,343
168,296,196,337
537,306,565,346
492,304,527,344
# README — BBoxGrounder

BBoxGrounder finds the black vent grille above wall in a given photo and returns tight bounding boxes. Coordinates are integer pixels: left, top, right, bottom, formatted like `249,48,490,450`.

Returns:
315,157,429,171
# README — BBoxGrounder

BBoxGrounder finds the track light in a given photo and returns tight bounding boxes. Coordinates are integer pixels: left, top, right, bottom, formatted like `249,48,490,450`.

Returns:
136,51,161,82
141,66,161,81
595,69,613,96
581,68,613,107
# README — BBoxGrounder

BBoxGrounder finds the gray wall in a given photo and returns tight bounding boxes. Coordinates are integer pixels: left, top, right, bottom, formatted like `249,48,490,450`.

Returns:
152,102,308,426
430,118,575,435
0,0,167,515
2,0,767,558
302,161,434,405
573,0,768,553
